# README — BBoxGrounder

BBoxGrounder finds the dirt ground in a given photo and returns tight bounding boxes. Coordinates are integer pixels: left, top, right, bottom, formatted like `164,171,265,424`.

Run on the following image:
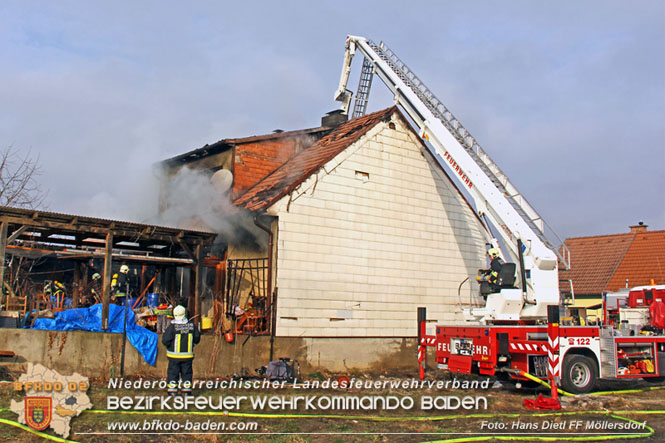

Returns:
1,370,664,443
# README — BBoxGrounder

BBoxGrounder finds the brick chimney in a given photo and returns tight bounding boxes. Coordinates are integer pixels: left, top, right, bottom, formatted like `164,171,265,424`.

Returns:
629,221,648,233
321,109,348,127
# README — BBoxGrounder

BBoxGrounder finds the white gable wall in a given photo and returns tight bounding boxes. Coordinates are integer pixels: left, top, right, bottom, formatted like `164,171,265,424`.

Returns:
270,113,489,337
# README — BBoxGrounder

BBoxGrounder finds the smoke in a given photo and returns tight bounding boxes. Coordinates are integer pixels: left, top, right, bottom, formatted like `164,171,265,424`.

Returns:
152,166,264,251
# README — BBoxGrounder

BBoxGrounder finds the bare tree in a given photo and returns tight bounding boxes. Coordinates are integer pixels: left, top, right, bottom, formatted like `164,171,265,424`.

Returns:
0,146,47,209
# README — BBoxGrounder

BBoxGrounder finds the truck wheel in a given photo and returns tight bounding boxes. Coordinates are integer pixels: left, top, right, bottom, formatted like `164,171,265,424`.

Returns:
561,354,597,394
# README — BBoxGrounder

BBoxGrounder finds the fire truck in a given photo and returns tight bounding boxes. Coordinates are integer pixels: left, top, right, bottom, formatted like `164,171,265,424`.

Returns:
333,36,665,394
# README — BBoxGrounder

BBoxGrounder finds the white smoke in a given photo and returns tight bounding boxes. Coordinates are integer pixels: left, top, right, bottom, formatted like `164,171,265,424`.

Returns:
152,166,264,250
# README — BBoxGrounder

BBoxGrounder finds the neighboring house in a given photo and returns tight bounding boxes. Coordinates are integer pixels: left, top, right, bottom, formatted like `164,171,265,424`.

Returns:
559,223,665,321
161,107,490,370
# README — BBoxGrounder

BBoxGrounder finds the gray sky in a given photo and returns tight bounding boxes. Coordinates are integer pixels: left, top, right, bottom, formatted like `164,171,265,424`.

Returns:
2,0,663,240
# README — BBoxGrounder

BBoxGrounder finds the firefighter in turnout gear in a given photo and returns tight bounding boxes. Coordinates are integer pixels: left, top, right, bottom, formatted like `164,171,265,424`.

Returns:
476,248,505,294
110,264,130,305
83,273,102,307
162,305,200,396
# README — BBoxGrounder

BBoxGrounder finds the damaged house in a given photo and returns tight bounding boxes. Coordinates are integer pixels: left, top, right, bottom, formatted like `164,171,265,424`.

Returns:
161,107,490,371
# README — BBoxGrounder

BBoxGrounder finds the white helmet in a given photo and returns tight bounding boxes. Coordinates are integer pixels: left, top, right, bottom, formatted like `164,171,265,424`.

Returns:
173,305,186,320
119,265,129,274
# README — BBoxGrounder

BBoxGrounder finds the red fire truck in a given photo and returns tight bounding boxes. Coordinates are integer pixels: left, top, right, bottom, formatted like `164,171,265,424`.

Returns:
417,285,665,394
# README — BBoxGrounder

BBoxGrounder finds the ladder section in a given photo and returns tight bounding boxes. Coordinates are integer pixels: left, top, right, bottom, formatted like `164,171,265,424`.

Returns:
365,39,569,269
352,56,375,118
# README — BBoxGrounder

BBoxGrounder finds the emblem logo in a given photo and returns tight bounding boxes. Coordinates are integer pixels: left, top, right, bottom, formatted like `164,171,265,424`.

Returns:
25,397,52,431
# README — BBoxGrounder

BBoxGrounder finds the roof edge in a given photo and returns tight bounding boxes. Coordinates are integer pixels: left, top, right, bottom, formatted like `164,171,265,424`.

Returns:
565,229,665,242
161,126,333,166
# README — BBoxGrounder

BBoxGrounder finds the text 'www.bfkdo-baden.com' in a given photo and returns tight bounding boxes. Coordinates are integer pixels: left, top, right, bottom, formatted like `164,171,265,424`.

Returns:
100,418,259,434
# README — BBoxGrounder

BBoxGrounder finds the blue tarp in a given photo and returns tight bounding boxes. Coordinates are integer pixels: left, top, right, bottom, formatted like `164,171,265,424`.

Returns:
31,304,157,366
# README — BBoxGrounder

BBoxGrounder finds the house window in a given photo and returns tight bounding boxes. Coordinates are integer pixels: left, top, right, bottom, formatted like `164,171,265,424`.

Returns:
355,170,370,183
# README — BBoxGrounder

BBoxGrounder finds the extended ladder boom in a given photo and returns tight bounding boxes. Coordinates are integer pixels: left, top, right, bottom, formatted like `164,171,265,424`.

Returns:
335,36,568,319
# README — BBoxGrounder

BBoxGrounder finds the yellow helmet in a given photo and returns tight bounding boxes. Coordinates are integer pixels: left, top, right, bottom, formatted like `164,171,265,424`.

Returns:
488,248,500,259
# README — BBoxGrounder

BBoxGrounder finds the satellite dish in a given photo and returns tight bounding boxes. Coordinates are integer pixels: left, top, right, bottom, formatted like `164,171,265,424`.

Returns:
210,169,233,193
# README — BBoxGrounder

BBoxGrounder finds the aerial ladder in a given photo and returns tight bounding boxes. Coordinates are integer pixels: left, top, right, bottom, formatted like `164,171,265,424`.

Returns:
334,36,569,322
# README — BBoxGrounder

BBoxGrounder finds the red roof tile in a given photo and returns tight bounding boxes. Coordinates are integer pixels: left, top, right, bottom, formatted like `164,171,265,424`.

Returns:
234,107,397,211
606,231,665,291
559,229,665,295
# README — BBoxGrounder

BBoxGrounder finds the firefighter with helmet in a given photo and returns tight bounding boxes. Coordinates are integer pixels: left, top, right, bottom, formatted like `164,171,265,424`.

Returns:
477,248,505,292
111,264,131,305
83,272,102,306
162,305,200,396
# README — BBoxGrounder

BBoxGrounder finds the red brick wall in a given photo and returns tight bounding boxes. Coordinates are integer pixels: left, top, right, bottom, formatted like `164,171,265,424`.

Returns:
232,139,300,199
233,133,324,200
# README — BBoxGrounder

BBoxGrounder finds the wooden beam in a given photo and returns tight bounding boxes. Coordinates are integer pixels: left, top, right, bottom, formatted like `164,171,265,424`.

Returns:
7,225,28,244
5,245,195,265
102,231,113,330
140,265,146,298
177,238,196,262
194,243,203,327
0,214,215,244
81,262,89,306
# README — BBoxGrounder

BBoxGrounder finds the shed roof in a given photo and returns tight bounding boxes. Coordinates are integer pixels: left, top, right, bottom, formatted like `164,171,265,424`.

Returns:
0,206,217,263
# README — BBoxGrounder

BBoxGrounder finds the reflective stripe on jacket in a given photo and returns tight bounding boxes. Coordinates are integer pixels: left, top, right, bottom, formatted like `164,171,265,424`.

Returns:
111,273,128,296
162,319,200,359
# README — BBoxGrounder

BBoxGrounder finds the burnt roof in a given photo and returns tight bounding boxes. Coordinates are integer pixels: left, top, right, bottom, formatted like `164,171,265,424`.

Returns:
161,126,333,166
233,107,397,211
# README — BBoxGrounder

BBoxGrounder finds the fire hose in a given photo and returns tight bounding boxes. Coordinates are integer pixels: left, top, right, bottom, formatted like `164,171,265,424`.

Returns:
498,367,574,397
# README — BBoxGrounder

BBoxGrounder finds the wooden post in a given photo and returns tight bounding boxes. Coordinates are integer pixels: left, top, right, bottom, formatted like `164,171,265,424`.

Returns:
194,242,202,327
81,263,89,305
140,265,146,297
0,222,7,308
102,231,114,330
